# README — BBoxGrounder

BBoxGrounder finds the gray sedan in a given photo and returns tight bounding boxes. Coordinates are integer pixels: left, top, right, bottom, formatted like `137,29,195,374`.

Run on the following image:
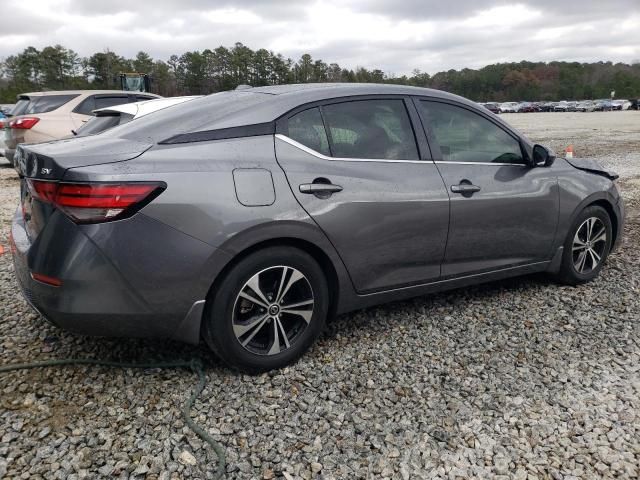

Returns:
11,84,624,372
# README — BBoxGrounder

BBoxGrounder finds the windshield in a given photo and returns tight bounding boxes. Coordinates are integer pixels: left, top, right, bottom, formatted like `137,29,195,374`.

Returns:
102,91,274,143
75,113,134,137
24,94,79,114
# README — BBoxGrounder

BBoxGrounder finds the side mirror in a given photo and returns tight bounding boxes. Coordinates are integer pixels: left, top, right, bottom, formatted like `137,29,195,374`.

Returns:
532,144,555,167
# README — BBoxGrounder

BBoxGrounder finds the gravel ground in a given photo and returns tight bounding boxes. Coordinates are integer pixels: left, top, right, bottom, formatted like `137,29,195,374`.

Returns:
1,112,639,479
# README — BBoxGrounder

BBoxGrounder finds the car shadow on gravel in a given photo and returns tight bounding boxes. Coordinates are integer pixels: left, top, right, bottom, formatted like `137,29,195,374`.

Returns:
21,272,552,370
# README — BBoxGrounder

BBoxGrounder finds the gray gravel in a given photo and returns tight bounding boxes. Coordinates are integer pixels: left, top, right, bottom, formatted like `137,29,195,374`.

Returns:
1,112,639,479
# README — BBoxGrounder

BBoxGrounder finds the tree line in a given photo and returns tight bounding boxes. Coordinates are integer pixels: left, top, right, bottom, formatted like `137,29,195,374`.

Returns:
1,43,640,103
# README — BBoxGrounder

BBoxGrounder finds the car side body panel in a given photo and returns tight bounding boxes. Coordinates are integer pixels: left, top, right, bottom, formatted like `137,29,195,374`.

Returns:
435,162,560,276
62,135,360,325
274,135,450,293
9,84,626,348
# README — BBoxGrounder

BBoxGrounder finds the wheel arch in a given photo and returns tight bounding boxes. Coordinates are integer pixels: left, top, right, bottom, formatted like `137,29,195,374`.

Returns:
199,221,354,341
563,191,621,248
209,236,340,309
587,199,619,249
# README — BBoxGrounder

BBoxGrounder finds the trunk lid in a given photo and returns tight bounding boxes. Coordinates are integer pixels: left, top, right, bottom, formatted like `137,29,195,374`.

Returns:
15,137,152,241
14,136,152,180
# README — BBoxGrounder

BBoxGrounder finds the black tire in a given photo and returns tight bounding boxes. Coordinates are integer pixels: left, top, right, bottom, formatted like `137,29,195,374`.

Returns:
203,246,328,373
555,205,613,285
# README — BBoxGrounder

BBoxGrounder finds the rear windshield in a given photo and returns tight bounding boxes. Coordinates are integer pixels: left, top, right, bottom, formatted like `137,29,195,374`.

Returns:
24,94,79,114
11,98,31,116
75,113,133,137
103,91,273,143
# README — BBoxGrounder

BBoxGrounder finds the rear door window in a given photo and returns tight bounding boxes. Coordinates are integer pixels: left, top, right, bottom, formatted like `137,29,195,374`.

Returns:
321,99,419,160
74,95,131,116
24,94,79,114
285,107,331,156
95,96,132,110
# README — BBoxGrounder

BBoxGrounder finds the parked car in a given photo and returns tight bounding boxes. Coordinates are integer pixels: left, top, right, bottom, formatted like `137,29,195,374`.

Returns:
611,100,631,111
537,102,555,112
594,100,614,111
517,102,538,113
554,101,578,112
75,96,201,137
3,90,160,165
481,102,501,114
499,102,519,113
0,116,7,158
11,84,624,372
0,104,15,116
576,100,595,112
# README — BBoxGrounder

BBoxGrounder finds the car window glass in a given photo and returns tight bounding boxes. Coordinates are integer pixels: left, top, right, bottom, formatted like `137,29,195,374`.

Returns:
420,101,524,164
321,100,419,160
285,107,330,156
25,95,79,114
74,96,95,116
94,96,131,110
11,98,31,116
75,115,123,137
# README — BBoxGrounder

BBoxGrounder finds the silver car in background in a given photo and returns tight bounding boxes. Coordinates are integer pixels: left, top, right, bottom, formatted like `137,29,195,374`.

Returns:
11,84,624,372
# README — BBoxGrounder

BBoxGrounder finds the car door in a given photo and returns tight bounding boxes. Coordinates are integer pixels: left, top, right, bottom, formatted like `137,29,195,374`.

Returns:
275,97,450,293
416,99,559,278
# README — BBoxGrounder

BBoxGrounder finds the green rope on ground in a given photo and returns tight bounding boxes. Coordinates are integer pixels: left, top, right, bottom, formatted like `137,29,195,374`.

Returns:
0,357,226,479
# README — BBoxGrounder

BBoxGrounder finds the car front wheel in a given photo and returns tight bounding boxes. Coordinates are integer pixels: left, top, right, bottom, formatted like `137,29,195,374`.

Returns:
203,246,329,373
556,205,613,285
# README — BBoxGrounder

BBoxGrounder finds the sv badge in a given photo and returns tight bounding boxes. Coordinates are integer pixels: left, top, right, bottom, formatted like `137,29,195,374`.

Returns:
41,167,52,175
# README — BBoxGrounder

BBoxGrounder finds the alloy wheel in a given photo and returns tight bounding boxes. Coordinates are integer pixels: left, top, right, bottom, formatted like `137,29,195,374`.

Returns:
232,266,314,356
572,217,607,274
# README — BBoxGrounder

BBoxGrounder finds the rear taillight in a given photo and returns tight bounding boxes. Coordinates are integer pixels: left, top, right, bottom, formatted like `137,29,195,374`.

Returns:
10,117,40,129
27,180,165,223
31,272,63,287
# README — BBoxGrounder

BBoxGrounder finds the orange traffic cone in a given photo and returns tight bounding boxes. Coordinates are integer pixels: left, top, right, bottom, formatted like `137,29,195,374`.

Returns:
565,144,574,159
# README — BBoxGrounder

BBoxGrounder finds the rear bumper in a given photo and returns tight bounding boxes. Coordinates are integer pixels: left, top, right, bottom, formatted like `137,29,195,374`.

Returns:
10,207,226,343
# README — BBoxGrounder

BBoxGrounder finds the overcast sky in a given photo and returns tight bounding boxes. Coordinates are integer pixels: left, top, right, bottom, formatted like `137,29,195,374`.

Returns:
2,0,639,74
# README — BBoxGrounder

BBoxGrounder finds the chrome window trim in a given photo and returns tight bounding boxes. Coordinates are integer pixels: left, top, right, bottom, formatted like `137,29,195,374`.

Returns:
275,133,432,164
434,160,528,167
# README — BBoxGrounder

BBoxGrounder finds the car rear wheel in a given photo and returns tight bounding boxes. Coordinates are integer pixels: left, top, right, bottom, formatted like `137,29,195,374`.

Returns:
203,246,328,373
556,205,612,285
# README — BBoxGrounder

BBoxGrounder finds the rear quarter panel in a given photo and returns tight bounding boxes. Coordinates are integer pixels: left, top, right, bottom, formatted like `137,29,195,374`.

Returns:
63,135,357,313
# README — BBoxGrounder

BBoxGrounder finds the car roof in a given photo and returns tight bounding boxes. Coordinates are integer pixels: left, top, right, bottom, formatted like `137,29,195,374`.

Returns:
193,83,479,130
94,96,201,118
247,83,468,101
17,90,159,98
105,83,521,144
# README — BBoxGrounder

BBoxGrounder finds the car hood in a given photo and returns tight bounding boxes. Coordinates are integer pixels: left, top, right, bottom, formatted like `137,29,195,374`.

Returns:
14,136,152,180
565,157,619,180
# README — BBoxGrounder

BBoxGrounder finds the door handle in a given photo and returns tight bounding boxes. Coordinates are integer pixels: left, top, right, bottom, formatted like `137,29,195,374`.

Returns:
299,183,343,194
451,184,481,194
